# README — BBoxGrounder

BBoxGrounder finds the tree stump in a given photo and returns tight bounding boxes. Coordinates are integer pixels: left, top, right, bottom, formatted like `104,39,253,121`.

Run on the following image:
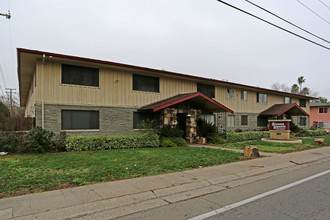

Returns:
314,138,324,146
244,146,259,158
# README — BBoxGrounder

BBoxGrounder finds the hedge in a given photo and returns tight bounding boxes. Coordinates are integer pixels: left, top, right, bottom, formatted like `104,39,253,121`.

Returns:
226,131,270,143
297,129,327,137
65,133,160,151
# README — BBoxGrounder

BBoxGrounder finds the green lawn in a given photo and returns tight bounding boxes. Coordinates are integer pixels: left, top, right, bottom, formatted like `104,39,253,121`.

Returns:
0,147,242,199
221,135,330,153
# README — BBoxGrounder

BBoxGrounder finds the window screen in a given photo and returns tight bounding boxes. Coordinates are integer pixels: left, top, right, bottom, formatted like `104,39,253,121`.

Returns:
197,83,215,98
284,97,291,104
62,110,99,130
62,64,99,87
257,93,267,103
227,115,235,127
241,90,247,100
227,88,235,99
319,121,329,128
133,74,159,92
241,115,248,126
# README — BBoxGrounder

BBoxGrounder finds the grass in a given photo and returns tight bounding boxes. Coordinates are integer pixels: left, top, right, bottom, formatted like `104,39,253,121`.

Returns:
0,147,242,199
221,135,330,153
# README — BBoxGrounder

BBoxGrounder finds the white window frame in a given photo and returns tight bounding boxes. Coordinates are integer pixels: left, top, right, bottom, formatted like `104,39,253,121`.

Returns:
227,88,235,99
227,115,235,127
318,121,329,128
241,90,248,100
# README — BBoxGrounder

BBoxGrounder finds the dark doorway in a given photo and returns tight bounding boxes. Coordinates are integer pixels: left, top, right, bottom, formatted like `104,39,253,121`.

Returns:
177,113,187,138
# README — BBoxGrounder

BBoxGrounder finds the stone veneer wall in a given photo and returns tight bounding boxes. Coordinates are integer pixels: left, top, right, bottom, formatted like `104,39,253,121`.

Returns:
35,103,137,135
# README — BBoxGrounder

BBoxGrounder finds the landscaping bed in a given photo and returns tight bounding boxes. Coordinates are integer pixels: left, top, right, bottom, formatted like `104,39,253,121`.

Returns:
220,135,330,153
0,147,242,199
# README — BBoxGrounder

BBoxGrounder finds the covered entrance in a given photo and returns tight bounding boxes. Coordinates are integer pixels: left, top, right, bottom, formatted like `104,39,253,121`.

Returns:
139,92,233,143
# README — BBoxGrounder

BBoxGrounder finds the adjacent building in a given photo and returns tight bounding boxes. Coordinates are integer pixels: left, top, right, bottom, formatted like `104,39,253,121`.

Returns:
310,103,330,131
18,48,313,140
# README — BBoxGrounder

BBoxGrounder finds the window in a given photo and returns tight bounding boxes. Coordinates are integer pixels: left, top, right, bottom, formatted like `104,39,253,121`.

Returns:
241,115,248,126
62,110,99,130
318,121,329,128
257,93,267,104
227,115,235,127
133,112,160,129
299,117,306,126
241,90,247,100
202,114,215,125
197,83,215,98
133,74,159,93
319,107,329,114
284,97,291,104
257,116,268,127
299,99,306,107
227,88,235,99
62,64,99,87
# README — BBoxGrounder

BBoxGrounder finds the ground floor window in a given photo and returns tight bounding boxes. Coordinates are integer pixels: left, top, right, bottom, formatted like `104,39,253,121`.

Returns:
202,114,215,125
62,110,99,130
257,116,268,127
241,115,248,126
318,121,329,128
227,115,235,127
133,111,160,129
299,117,307,126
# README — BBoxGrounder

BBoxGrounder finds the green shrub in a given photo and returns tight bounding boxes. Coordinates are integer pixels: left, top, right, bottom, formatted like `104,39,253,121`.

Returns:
65,132,160,151
160,137,177,148
207,133,226,144
171,137,189,147
159,125,184,138
53,131,67,152
24,127,55,153
297,129,327,137
0,102,10,118
290,121,301,133
0,131,19,152
226,131,270,143
196,118,217,137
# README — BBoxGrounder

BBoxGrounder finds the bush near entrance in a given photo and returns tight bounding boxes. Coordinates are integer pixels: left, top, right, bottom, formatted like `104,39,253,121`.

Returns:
226,131,270,143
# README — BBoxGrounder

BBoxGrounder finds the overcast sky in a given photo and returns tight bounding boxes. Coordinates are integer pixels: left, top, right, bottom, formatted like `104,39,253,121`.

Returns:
0,0,329,101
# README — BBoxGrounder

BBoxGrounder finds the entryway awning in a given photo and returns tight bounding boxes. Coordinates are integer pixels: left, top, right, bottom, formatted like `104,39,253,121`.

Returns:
259,103,309,117
139,92,234,113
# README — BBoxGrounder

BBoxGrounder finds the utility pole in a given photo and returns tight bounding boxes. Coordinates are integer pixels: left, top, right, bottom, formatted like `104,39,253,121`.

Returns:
0,10,11,19
5,88,16,113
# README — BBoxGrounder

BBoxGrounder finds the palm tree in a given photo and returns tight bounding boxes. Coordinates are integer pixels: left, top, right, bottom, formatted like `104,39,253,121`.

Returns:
291,84,299,94
297,76,305,93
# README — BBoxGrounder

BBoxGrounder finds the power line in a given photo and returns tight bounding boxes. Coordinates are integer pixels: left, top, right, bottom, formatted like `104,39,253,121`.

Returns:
215,0,330,51
245,0,330,44
0,62,7,88
318,0,330,11
296,0,330,24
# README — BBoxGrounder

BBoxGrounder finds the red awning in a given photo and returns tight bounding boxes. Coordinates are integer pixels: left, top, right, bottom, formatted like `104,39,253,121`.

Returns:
260,103,309,117
139,92,234,113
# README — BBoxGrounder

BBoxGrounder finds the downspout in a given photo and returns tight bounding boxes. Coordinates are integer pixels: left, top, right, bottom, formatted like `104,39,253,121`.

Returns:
41,54,45,129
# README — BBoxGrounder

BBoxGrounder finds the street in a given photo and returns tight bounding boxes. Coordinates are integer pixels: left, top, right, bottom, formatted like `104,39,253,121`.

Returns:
118,159,330,220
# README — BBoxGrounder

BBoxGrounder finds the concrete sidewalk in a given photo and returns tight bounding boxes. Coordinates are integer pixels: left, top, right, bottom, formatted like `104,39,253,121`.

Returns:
1,147,330,220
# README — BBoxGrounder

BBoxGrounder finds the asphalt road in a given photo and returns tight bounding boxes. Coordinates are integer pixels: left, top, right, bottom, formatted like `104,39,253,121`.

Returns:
207,172,330,220
118,160,330,220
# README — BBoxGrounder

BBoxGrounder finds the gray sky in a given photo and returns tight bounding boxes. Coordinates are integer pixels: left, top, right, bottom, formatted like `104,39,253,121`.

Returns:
0,0,329,101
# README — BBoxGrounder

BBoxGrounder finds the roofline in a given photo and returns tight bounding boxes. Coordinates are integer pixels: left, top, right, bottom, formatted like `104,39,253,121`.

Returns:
152,92,234,113
17,48,316,100
277,103,309,117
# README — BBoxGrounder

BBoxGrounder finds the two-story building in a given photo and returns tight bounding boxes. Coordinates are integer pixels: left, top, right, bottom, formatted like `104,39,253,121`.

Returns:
310,103,330,131
18,48,312,141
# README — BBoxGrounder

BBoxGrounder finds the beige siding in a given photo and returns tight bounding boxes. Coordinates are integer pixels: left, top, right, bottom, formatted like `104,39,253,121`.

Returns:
25,70,37,117
36,60,196,107
31,59,311,115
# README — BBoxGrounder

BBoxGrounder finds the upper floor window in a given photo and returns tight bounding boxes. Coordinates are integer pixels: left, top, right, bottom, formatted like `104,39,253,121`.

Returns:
62,64,99,87
133,74,159,93
197,83,215,98
241,90,247,100
299,99,306,107
62,110,99,130
257,93,267,104
319,107,329,114
227,88,235,99
284,97,291,104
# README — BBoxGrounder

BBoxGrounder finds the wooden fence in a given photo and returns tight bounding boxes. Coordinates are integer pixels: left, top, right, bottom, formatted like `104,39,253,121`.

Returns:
0,116,35,131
